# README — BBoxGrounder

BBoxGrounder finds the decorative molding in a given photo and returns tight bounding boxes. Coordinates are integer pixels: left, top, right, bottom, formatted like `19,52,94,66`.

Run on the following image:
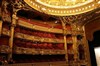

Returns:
13,47,66,55
15,32,64,43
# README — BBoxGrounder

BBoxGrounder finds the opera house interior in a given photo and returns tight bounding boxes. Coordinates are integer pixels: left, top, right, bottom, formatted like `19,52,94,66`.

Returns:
0,0,100,66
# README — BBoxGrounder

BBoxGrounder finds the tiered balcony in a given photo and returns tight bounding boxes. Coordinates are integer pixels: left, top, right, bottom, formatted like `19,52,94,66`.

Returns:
14,27,64,43
18,17,71,34
13,38,65,55
15,26,63,39
14,39,64,49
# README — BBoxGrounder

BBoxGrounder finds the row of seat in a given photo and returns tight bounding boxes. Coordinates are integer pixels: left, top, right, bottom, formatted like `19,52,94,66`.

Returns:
15,27,63,39
14,39,64,49
0,37,9,46
0,37,72,50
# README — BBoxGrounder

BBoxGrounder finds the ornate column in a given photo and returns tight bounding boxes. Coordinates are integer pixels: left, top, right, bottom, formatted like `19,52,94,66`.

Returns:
59,17,68,62
71,24,78,65
8,11,18,60
72,34,78,62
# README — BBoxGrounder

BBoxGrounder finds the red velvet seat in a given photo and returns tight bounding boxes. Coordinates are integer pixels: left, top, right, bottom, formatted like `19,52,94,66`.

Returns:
43,43,48,49
21,29,27,34
25,42,31,48
38,43,43,49
54,25,62,29
18,40,24,47
47,43,53,49
28,30,33,35
3,24,9,30
22,41,27,48
14,39,20,46
31,44,35,48
0,37,9,46
15,27,20,32
57,44,64,50
48,34,52,38
33,44,38,49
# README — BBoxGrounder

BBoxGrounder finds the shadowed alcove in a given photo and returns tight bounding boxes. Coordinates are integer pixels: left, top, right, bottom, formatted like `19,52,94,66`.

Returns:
88,30,100,66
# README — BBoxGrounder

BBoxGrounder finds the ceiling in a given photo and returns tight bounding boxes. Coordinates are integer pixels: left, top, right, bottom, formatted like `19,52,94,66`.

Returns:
5,0,100,27
24,0,100,16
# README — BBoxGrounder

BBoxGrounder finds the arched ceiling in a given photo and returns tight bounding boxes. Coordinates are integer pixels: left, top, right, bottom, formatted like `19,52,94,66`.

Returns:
24,0,100,16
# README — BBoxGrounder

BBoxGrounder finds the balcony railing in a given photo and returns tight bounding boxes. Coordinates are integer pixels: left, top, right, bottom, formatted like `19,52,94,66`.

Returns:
1,61,67,66
14,32,64,43
13,47,66,55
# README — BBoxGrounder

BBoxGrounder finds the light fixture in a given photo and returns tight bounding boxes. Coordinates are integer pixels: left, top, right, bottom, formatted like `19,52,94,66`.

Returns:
55,21,58,23
98,1,100,4
41,7,46,11
30,1,32,3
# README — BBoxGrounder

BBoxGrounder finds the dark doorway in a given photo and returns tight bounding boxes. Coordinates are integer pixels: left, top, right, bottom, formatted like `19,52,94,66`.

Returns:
88,30,100,66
